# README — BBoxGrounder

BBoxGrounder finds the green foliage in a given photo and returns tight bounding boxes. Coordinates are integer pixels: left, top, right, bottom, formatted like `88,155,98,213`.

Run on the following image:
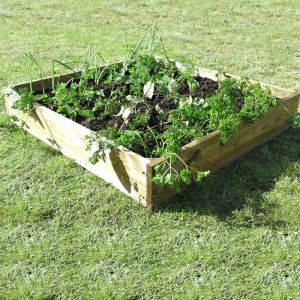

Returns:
239,79,277,121
180,168,192,184
12,33,297,191
196,170,210,183
288,112,300,128
206,77,277,144
53,83,80,120
12,88,35,113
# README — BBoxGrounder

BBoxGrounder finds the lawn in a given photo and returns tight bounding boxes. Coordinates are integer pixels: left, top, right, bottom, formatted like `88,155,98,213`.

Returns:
0,0,300,299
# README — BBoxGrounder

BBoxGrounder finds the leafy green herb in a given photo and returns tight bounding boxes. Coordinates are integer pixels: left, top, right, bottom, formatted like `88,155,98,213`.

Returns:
12,89,35,113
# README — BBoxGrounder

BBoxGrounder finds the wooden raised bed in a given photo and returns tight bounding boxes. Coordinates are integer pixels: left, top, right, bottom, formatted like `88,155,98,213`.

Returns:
4,67,300,209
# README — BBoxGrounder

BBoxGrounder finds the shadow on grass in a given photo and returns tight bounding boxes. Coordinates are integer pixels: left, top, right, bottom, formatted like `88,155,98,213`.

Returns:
160,128,300,228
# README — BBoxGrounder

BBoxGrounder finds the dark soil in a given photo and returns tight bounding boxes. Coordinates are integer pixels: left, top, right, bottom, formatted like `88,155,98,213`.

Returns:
79,76,218,133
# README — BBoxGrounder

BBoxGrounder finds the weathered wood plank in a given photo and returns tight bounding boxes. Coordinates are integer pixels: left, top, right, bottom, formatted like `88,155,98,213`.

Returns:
12,71,81,92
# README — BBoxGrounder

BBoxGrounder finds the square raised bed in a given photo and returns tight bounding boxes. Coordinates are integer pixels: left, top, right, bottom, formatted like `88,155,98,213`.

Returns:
4,67,300,209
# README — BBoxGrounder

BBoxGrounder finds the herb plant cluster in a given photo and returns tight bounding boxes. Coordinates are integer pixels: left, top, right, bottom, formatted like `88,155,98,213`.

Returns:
12,31,299,191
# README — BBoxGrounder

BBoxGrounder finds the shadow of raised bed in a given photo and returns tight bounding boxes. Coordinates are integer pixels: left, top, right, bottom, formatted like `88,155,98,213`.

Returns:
158,128,300,227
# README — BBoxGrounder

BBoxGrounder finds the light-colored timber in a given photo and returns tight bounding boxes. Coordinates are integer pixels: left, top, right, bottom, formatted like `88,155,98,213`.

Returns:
4,67,300,209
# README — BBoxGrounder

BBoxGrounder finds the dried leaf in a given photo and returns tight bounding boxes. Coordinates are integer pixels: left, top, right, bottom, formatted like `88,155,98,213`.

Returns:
122,107,131,120
143,81,155,99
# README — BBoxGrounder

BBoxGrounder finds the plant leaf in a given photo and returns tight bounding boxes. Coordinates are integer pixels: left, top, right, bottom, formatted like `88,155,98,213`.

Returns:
143,81,155,99
80,109,94,119
122,107,132,121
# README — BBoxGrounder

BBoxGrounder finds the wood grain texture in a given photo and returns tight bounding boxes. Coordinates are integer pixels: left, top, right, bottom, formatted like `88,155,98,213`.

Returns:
12,71,81,92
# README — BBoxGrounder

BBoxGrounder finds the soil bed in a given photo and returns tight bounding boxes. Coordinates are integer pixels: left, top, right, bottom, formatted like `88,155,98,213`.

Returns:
68,76,217,132
29,59,224,159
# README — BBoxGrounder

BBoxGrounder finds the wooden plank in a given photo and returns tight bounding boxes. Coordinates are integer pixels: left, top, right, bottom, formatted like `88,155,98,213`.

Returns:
12,71,81,92
11,61,124,92
4,90,150,206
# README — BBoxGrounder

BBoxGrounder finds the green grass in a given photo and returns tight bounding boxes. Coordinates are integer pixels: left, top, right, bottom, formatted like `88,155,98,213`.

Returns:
0,0,300,299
